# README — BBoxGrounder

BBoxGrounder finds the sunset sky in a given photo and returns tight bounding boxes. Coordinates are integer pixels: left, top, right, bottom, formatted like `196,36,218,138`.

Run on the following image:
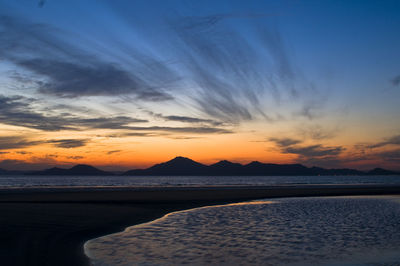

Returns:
0,0,399,171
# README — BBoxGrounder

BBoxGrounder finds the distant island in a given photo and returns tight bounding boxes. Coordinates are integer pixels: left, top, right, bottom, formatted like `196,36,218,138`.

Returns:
1,156,399,176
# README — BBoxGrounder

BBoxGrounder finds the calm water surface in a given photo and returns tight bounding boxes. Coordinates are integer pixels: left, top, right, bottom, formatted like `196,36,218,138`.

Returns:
85,196,400,266
0,175,399,187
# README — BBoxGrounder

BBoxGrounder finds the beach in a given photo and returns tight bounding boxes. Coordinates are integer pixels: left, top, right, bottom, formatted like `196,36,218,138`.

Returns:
1,184,400,266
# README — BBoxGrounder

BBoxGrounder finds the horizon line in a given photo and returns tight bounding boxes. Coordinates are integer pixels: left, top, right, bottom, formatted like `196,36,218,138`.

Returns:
1,156,399,173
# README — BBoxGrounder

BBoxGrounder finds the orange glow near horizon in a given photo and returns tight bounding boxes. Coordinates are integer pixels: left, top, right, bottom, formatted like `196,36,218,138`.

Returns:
1,124,397,171
0,132,295,169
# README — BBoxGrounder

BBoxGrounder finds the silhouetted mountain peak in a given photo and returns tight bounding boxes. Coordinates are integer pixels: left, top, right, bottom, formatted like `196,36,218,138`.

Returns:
311,166,324,170
48,167,64,170
246,161,263,167
24,157,400,176
151,156,205,169
208,160,243,175
145,156,207,175
42,167,66,173
211,160,242,167
70,164,98,171
31,164,111,175
68,164,109,175
368,167,399,175
289,163,306,168
169,156,197,163
0,168,28,175
371,167,385,172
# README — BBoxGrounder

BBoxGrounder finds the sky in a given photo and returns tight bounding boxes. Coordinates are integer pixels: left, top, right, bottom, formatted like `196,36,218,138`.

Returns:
0,0,399,171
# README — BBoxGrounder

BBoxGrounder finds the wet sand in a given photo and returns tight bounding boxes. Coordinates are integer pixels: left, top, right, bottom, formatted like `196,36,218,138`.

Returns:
0,184,399,266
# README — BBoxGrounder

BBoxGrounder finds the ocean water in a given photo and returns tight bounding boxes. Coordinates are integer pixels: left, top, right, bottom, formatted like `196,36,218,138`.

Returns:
85,196,400,266
0,175,400,188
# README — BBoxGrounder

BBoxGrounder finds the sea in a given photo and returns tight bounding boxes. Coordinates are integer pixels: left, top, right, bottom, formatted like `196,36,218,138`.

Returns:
2,175,400,265
85,195,400,266
0,174,400,188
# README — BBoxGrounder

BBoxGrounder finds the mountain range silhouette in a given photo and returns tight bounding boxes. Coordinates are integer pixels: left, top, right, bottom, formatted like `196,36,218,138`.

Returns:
33,164,110,176
1,156,398,176
123,156,399,176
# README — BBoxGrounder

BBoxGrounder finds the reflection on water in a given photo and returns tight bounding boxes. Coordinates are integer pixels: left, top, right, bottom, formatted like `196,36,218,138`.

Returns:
85,196,400,266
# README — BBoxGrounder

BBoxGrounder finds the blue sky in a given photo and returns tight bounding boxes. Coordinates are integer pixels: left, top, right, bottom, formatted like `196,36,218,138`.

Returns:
0,0,399,170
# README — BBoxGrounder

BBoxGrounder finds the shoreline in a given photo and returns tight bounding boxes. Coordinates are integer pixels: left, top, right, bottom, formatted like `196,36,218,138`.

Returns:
1,185,400,266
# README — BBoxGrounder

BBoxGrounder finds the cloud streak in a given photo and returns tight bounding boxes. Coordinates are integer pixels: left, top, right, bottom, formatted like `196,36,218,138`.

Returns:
18,59,142,98
0,135,89,150
283,144,344,157
379,149,400,162
1,11,314,124
269,137,344,159
0,95,147,131
392,75,400,86
47,139,88,148
0,136,41,150
66,156,84,160
268,137,301,147
0,158,60,171
0,94,232,135
107,150,121,155
0,15,176,101
146,111,223,126
297,124,339,141
369,134,400,148
124,126,232,134
168,15,302,123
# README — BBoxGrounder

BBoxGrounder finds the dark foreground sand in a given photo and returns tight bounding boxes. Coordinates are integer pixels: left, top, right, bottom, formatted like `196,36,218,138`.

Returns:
1,184,400,266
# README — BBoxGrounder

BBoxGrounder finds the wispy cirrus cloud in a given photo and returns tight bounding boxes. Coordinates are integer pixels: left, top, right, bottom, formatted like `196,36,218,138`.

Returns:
1,10,317,124
168,16,302,123
295,100,324,120
297,124,340,141
0,15,176,101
